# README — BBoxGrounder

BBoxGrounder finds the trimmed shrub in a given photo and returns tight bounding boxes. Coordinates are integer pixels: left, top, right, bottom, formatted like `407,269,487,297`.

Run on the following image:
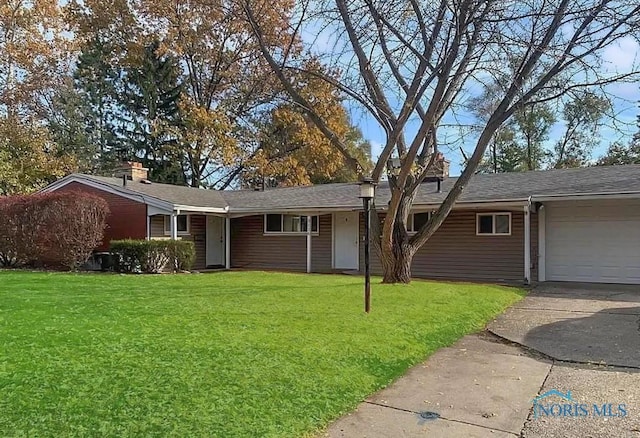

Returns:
110,239,195,273
110,240,148,273
142,241,171,273
0,192,109,269
167,240,195,272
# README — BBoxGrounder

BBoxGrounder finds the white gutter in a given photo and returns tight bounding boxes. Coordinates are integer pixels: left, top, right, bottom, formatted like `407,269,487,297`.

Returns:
226,199,530,216
532,190,640,202
174,204,229,214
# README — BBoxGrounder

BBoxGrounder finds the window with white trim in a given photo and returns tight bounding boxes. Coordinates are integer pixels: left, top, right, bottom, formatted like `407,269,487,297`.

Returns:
476,212,511,235
407,212,431,233
164,214,190,235
264,214,319,234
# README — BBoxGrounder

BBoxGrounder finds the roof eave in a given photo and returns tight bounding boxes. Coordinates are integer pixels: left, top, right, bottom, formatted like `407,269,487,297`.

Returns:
174,204,229,214
532,191,640,202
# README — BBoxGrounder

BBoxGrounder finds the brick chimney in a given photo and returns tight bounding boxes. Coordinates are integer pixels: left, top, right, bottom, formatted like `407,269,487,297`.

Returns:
421,153,449,193
115,162,149,182
423,152,450,181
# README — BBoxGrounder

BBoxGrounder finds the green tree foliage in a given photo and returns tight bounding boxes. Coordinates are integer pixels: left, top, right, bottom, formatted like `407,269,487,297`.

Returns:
514,104,556,171
0,116,76,195
47,79,98,172
597,102,640,165
120,41,185,184
597,141,640,165
471,103,555,172
551,92,610,168
72,36,122,171
468,79,555,172
470,89,611,172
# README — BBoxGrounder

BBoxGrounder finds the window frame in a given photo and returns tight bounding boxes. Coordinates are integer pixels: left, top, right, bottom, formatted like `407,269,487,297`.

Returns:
263,214,320,236
163,214,190,236
476,212,512,236
407,211,432,234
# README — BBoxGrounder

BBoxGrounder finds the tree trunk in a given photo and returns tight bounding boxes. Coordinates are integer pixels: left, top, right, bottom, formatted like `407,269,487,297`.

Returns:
377,218,416,284
381,247,414,283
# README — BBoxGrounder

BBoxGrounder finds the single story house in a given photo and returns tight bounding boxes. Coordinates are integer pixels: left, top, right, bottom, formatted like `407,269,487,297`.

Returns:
42,162,640,285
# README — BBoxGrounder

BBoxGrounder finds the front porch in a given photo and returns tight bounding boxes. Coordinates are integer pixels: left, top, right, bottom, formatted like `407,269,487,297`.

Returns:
147,209,230,270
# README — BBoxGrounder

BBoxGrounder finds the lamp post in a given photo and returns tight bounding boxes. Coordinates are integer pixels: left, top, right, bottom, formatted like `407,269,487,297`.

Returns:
359,177,376,313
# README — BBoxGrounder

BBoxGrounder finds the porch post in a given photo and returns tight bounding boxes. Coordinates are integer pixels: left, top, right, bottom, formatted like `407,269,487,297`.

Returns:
538,205,546,282
170,212,178,240
524,205,531,285
225,216,231,269
146,214,151,240
306,215,312,273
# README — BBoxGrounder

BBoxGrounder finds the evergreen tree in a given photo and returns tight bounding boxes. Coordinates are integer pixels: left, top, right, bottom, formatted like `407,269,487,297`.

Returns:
47,79,98,172
120,41,186,183
73,37,122,172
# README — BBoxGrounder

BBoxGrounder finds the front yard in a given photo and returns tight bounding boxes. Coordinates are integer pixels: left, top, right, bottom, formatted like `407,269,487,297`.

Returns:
0,271,524,437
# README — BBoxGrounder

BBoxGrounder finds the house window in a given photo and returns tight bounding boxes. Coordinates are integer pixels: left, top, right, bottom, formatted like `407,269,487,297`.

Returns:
164,214,190,235
476,212,511,235
264,214,319,234
407,212,431,233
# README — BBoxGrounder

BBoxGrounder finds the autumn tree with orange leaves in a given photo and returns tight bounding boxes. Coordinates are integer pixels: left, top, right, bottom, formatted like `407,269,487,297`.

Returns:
0,0,77,194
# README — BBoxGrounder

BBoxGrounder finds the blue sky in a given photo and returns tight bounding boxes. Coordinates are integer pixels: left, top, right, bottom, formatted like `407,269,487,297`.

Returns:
302,25,640,176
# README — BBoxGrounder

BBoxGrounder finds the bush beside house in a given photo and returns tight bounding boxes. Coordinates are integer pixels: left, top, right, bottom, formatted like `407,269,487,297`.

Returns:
0,192,109,270
110,240,195,273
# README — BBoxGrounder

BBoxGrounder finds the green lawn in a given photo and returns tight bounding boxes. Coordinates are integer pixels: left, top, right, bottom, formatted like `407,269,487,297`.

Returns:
0,271,524,437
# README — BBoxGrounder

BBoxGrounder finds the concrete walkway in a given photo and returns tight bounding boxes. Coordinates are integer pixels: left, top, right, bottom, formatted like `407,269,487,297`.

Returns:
323,284,640,437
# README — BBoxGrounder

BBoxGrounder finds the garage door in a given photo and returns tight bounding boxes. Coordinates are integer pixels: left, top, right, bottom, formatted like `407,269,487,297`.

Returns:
545,200,640,284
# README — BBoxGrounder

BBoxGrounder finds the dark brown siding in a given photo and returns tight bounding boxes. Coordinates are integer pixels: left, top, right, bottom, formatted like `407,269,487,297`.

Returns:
361,209,535,283
230,214,332,272
56,182,146,250
187,215,206,270
149,214,207,270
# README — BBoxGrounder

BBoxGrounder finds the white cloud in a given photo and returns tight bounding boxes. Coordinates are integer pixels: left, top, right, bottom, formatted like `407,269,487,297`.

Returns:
602,36,640,72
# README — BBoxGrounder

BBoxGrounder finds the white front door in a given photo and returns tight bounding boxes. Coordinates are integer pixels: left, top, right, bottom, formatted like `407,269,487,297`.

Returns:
206,216,225,266
334,211,359,270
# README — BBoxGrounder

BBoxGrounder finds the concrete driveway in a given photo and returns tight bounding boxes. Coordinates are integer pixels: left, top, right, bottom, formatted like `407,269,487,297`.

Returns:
324,284,640,438
489,283,640,438
489,283,640,368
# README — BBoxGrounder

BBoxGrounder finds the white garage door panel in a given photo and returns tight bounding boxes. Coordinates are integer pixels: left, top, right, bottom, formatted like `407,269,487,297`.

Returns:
546,200,640,284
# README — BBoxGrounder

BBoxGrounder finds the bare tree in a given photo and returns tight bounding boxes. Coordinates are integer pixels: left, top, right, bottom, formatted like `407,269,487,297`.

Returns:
242,0,640,283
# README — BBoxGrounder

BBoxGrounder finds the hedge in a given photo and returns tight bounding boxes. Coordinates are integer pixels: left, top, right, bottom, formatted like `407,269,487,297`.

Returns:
0,191,109,269
110,239,195,273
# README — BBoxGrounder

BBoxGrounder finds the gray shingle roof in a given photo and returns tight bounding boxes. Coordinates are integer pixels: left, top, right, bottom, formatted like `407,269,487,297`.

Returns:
74,164,640,212
224,164,640,210
77,174,228,209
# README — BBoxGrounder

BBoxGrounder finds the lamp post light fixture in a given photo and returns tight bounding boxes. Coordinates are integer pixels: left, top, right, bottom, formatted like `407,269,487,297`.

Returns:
359,177,376,313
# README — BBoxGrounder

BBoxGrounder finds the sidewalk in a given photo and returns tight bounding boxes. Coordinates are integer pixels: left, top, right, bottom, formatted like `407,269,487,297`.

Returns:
322,284,640,437
322,333,551,437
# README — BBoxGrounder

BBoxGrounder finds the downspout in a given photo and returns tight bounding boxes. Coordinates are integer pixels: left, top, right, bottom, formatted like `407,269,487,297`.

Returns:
225,215,231,270
524,197,532,285
306,215,312,273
